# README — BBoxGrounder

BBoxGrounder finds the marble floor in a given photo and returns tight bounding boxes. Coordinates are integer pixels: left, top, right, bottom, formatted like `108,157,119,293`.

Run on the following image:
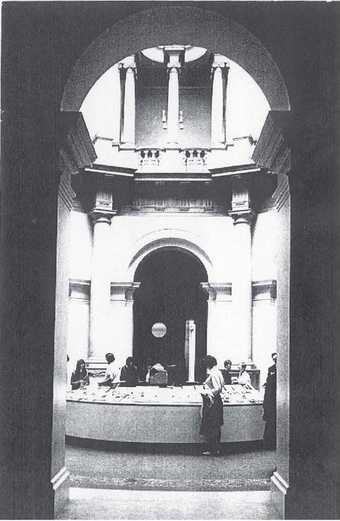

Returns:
57,487,280,520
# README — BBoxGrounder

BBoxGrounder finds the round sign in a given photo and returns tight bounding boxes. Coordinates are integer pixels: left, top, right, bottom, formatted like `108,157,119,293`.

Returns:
152,322,167,338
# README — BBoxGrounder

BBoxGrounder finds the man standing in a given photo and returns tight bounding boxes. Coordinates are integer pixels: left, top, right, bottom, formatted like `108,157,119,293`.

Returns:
221,359,232,385
262,352,277,449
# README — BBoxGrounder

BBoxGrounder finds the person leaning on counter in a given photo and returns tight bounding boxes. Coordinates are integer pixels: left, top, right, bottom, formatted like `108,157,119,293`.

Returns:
120,356,138,386
71,359,90,390
98,353,120,387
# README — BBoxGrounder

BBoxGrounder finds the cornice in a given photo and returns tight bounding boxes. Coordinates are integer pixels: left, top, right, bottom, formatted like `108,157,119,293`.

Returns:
252,280,277,301
200,282,232,301
110,282,141,302
69,278,91,300
252,110,291,177
58,112,97,177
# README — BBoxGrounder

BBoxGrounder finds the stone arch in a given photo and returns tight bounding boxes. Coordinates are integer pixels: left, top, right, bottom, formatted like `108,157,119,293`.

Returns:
61,5,290,112
128,236,213,282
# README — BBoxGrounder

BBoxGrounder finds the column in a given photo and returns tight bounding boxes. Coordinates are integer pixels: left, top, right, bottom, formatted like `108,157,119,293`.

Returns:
110,282,140,366
122,57,136,147
89,190,116,359
211,54,226,147
165,46,183,146
224,65,231,144
229,178,254,363
201,283,232,365
112,63,122,145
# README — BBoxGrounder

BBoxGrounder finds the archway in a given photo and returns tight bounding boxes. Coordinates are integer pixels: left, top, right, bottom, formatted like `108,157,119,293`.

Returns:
59,4,291,518
133,247,208,382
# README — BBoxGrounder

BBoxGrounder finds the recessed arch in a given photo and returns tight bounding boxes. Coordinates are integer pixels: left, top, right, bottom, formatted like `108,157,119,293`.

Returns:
128,236,213,282
61,5,290,112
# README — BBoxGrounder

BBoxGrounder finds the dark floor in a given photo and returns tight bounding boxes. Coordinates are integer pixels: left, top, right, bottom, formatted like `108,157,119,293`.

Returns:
66,440,276,491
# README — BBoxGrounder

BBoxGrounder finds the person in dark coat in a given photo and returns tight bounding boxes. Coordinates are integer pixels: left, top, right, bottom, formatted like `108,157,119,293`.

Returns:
263,352,277,449
221,359,232,385
200,355,224,456
120,357,138,386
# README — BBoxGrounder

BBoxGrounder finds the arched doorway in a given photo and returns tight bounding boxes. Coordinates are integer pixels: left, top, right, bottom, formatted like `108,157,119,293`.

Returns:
133,247,208,381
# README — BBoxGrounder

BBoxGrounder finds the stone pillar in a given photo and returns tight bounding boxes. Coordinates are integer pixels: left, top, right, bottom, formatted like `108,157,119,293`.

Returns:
201,283,232,366
89,190,115,360
110,282,140,366
112,63,122,145
211,54,227,147
229,178,254,364
165,46,183,146
224,65,231,144
122,57,136,147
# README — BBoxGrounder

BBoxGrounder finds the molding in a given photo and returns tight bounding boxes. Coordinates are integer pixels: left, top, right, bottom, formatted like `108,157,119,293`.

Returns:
272,174,290,212
200,282,232,301
51,466,70,515
252,110,291,177
58,172,75,211
110,282,141,302
252,280,277,301
271,471,289,519
58,112,97,177
51,466,70,492
69,279,91,300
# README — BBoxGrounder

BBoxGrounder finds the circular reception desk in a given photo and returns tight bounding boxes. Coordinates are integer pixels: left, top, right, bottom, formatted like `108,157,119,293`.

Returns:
66,383,265,444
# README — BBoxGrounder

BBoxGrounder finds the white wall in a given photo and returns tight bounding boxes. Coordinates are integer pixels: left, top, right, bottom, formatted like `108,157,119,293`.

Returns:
67,207,278,382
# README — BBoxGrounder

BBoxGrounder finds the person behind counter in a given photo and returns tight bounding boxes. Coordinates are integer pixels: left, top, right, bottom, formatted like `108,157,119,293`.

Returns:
71,359,90,390
98,353,120,387
199,355,224,456
263,352,277,449
120,356,138,386
221,359,232,385
238,362,251,387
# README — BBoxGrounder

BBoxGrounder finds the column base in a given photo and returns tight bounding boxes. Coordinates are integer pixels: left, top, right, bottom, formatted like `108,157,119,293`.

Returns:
270,470,289,519
51,466,70,516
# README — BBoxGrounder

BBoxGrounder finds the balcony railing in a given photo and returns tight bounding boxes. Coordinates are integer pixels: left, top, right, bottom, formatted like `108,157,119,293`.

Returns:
137,147,210,172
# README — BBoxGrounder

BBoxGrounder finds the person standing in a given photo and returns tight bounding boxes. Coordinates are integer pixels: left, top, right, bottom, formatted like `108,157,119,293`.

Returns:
238,362,251,386
199,355,224,456
98,353,120,387
120,357,138,386
262,352,277,449
221,359,232,385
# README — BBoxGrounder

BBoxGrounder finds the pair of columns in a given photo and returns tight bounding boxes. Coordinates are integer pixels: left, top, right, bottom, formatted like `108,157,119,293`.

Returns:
111,50,230,149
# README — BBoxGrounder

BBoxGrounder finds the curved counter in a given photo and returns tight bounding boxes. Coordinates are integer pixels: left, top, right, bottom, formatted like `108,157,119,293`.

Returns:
66,384,265,444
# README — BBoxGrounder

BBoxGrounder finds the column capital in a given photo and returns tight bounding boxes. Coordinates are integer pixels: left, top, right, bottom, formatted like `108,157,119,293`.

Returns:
211,53,229,72
90,209,116,225
164,45,184,69
110,282,141,302
228,209,255,225
200,282,232,301
90,187,117,223
229,176,255,224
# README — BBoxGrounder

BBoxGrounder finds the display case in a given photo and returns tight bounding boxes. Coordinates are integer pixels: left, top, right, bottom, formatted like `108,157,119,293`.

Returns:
66,382,265,444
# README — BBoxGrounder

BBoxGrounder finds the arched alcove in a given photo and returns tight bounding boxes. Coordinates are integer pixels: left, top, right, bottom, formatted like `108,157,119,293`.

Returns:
133,247,208,381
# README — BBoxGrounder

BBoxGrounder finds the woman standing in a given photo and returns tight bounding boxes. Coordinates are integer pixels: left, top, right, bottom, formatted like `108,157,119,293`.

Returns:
71,359,90,390
200,355,224,456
